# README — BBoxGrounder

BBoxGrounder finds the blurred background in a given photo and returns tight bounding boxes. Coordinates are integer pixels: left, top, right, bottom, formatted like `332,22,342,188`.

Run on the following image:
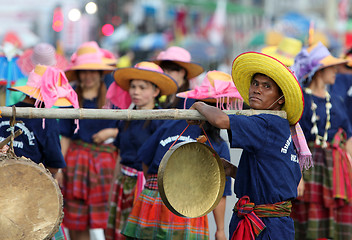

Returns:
1,0,350,70
0,0,350,239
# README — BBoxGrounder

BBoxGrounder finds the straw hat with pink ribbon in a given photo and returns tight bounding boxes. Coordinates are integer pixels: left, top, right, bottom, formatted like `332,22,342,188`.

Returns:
107,61,178,109
177,70,243,110
153,46,204,79
17,43,69,75
10,64,79,108
65,41,116,81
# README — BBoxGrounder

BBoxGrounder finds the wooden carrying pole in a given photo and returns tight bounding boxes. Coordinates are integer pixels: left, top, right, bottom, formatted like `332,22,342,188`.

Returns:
0,107,287,121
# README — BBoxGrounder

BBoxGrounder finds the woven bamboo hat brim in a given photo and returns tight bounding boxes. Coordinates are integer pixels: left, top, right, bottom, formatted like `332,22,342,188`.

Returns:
113,61,178,96
232,52,304,125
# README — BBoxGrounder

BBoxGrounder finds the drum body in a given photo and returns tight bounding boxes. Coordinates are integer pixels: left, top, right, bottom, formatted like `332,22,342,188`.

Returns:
158,141,225,218
0,154,63,240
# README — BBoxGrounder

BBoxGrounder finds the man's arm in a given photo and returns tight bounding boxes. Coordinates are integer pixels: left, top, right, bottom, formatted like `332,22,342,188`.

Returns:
189,102,230,129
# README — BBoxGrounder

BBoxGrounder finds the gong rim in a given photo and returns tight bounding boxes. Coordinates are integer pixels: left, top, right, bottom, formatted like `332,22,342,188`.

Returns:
158,141,226,218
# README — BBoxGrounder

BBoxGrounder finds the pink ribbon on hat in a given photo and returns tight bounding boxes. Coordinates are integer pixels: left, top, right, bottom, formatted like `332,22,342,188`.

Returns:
41,69,79,109
178,70,244,110
106,82,132,109
27,66,79,109
27,66,80,132
100,48,117,60
180,77,243,101
213,79,243,100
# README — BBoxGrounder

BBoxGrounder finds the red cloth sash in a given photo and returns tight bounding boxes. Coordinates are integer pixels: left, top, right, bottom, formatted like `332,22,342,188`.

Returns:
231,196,292,240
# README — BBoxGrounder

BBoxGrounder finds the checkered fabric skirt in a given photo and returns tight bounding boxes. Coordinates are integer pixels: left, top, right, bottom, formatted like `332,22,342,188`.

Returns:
62,140,117,230
122,175,209,240
292,130,352,240
105,166,139,240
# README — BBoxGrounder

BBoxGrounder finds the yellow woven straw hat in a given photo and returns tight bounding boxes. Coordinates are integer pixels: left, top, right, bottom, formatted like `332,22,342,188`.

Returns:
232,52,304,125
261,37,302,67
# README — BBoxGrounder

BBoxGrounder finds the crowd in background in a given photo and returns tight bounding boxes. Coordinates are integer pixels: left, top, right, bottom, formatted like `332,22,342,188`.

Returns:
1,18,352,239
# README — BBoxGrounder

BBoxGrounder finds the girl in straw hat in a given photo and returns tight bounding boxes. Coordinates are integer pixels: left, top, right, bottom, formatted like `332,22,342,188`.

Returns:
0,64,79,240
189,52,311,240
59,41,118,240
121,70,243,240
290,42,352,239
153,46,204,109
104,61,178,240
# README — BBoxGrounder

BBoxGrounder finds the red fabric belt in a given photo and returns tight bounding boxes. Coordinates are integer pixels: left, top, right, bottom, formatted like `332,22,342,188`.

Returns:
231,196,292,240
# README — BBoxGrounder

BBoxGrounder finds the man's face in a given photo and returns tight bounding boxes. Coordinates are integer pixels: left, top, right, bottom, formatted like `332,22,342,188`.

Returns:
248,74,284,110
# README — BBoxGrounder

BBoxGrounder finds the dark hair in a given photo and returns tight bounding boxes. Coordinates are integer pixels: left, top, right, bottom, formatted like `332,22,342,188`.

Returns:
202,121,223,143
159,61,186,75
199,101,224,143
159,61,189,108
123,80,160,130
76,70,106,109
343,49,352,69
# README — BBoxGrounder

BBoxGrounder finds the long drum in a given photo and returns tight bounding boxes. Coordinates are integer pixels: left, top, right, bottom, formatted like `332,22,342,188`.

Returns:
0,154,63,240
158,141,225,218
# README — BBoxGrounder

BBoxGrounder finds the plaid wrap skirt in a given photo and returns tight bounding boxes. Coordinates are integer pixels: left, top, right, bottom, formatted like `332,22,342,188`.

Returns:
122,175,209,240
62,140,117,230
105,166,139,240
292,129,352,240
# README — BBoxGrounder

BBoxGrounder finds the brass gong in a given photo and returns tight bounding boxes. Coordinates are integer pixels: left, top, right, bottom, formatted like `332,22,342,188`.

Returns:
158,141,225,218
0,154,63,240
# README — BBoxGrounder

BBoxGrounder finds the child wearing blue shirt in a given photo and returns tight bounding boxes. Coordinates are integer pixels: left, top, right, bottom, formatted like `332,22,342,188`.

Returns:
1,64,79,240
105,61,178,240
122,70,240,240
122,120,231,240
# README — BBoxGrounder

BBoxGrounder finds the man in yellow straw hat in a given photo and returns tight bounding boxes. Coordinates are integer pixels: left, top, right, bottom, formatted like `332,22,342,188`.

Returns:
189,51,311,239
